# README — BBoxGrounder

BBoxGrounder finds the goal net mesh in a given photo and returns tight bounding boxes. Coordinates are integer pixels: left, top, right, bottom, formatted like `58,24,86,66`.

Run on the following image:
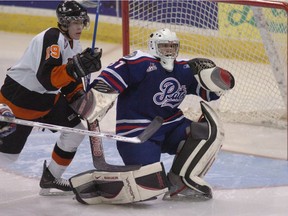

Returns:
125,0,287,128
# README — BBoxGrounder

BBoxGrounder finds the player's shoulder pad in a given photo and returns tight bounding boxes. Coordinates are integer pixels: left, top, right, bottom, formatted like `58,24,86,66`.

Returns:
40,27,61,46
44,27,61,38
123,50,156,61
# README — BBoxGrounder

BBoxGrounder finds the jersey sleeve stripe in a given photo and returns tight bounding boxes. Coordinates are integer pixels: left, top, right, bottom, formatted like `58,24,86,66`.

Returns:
104,68,128,88
127,57,158,65
50,65,75,88
100,71,126,92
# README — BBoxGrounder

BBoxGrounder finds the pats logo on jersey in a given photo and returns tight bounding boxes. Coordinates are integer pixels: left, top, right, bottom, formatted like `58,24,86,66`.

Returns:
153,78,187,108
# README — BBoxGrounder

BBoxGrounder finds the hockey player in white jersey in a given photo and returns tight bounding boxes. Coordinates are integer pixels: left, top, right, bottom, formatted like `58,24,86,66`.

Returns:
72,28,235,204
0,1,102,195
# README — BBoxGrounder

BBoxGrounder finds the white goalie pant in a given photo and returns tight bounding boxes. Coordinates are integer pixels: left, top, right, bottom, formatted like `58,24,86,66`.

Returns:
69,162,169,204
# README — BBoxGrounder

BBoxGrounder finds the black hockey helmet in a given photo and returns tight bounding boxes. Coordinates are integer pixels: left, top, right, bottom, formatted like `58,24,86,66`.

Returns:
56,1,90,30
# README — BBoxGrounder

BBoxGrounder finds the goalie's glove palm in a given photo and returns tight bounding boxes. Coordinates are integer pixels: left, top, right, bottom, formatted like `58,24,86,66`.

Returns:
67,48,102,80
188,58,235,93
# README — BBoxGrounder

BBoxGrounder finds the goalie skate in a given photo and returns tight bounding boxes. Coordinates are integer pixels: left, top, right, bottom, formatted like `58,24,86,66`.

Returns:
39,160,73,196
163,172,212,201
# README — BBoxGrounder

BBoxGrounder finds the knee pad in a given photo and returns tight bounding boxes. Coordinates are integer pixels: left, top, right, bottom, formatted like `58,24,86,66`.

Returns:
171,102,224,186
56,121,86,152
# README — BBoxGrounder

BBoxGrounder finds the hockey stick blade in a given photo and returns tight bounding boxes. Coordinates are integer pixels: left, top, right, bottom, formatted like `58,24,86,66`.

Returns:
0,116,163,144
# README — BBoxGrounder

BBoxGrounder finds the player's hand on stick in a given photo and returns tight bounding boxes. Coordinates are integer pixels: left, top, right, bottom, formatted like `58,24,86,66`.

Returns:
0,104,16,137
66,48,102,79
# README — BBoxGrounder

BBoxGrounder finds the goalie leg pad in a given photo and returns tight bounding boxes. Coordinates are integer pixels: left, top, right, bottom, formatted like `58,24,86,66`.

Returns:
170,102,224,196
69,162,169,204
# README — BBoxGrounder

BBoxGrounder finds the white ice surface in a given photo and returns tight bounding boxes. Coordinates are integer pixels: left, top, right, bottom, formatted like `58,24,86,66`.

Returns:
0,32,287,216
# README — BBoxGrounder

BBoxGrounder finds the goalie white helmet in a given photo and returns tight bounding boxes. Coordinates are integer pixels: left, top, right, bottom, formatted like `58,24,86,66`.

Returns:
148,28,180,72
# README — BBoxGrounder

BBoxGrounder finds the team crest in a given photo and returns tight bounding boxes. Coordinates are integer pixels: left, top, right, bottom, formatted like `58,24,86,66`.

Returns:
146,63,157,72
183,63,190,69
153,77,187,108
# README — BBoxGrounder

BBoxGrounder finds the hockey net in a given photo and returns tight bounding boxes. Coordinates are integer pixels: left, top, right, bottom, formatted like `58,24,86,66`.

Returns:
122,0,287,128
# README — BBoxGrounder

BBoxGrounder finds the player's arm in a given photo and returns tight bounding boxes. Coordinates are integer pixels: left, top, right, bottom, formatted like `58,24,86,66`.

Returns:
70,53,149,123
36,29,102,91
70,58,129,122
188,58,235,95
89,51,149,94
38,47,102,90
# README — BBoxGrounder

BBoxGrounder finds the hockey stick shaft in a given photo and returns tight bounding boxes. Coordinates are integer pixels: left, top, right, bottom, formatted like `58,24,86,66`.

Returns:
0,116,163,144
88,120,141,171
91,0,100,52
85,1,107,169
84,0,101,87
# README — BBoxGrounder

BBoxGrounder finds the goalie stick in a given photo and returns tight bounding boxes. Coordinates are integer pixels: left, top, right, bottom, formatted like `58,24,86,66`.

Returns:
80,0,104,169
0,115,163,144
88,120,142,171
80,0,126,170
78,0,140,171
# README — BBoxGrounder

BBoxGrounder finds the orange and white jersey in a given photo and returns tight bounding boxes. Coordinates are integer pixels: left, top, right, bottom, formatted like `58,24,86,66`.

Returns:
0,27,83,120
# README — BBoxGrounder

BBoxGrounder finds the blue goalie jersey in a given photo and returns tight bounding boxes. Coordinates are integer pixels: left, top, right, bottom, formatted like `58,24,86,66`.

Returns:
94,50,219,138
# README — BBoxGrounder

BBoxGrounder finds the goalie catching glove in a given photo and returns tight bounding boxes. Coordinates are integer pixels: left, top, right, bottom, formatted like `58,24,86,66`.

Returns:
66,47,102,80
188,58,235,94
69,162,169,204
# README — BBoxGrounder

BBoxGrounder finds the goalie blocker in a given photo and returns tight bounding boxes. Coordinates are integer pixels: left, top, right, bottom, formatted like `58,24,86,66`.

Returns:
69,162,169,204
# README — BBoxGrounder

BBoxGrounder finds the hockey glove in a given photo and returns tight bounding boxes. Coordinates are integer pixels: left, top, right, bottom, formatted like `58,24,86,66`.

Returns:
69,89,98,123
0,104,16,138
66,48,102,80
188,58,235,93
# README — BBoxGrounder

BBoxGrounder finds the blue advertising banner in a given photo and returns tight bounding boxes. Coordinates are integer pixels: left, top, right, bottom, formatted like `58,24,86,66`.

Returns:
0,1,219,29
0,0,120,17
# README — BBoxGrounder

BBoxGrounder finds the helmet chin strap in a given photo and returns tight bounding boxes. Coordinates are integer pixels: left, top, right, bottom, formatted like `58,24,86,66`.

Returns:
58,23,73,41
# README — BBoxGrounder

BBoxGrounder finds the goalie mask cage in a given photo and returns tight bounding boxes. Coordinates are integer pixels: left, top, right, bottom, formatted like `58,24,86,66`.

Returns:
121,0,287,128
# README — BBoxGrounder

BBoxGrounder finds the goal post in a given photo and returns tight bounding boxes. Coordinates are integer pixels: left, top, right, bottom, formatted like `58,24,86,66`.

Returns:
121,0,287,128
